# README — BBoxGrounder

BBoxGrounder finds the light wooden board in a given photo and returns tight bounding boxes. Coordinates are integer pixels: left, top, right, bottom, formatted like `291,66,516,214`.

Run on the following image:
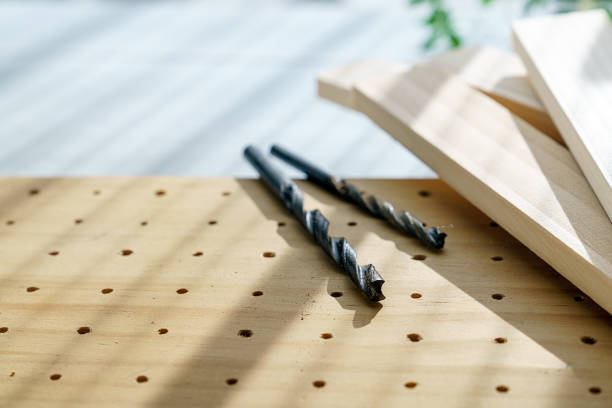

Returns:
0,177,610,407
319,63,612,314
513,10,612,222
317,47,562,144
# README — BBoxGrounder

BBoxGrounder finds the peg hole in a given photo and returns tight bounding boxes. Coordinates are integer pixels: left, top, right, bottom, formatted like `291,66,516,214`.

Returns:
0,327,8,333
158,328,168,335
176,288,188,294
29,189,39,196
496,385,509,393
26,287,39,292
589,387,601,394
313,380,326,388
489,221,499,227
404,382,418,389
77,327,90,335
581,336,596,345
121,249,133,256
193,251,203,257
407,333,422,342
226,378,238,385
347,221,357,226
412,254,426,261
330,291,343,298
252,291,263,297
491,293,504,300
74,219,83,224
101,288,113,294
140,221,148,226
136,375,148,383
93,190,101,195
50,374,61,381
494,337,507,344
277,221,286,227
573,295,585,302
222,192,231,197
49,251,59,256
491,256,503,261
208,220,217,225
238,329,252,338
263,252,275,258
6,220,14,225
418,190,430,197
320,333,333,339
411,293,422,299
155,190,166,196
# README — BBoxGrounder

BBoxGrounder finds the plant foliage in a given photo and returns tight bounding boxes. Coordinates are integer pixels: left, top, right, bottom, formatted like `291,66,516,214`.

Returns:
410,0,612,49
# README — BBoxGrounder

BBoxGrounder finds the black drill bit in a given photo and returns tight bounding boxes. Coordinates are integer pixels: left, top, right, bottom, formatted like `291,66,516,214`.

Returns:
270,144,446,249
244,145,385,302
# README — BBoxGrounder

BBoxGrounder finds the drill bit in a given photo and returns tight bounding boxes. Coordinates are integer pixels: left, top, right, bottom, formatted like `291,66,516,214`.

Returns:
270,144,446,249
244,145,385,302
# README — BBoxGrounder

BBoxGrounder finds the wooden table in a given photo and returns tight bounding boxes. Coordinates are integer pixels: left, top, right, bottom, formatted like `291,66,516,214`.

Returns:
0,177,609,407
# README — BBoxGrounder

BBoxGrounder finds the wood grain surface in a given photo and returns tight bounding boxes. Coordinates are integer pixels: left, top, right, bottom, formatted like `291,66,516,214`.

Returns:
317,47,562,143
513,10,612,221
0,177,610,407
320,63,612,314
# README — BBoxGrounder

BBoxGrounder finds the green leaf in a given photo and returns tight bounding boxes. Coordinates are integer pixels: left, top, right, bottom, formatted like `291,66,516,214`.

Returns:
449,34,461,47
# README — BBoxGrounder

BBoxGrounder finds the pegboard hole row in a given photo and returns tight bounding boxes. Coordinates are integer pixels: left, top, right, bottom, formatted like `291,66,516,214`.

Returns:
29,372,609,395
47,249,211,258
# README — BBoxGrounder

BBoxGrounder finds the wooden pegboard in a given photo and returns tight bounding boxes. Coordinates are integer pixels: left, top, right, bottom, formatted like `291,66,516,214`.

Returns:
0,177,610,407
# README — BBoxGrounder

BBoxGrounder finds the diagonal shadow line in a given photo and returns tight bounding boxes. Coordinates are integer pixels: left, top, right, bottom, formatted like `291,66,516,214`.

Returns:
317,179,612,376
3,177,251,404
0,5,134,91
0,8,256,169
43,180,265,405
0,177,63,222
148,178,379,408
280,179,612,405
146,11,380,174
55,8,293,175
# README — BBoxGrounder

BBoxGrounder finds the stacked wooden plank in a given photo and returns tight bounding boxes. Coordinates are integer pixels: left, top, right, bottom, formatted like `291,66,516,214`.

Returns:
317,10,612,315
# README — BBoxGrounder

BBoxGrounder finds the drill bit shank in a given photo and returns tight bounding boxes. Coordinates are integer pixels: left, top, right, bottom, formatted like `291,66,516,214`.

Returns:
270,144,446,249
244,145,385,302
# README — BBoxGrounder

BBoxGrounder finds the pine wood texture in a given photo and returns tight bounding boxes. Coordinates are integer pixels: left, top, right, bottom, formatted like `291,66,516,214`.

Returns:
513,10,612,222
317,47,562,144
0,177,610,407
320,63,612,314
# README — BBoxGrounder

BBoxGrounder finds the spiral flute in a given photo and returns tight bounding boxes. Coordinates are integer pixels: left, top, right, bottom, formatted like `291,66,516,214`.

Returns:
270,145,447,249
244,145,385,302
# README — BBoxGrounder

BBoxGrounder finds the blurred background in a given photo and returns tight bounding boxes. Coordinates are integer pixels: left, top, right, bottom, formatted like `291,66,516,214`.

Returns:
0,0,608,178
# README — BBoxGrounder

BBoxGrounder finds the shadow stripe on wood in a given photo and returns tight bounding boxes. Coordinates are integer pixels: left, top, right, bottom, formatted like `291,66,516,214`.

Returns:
320,62,612,314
